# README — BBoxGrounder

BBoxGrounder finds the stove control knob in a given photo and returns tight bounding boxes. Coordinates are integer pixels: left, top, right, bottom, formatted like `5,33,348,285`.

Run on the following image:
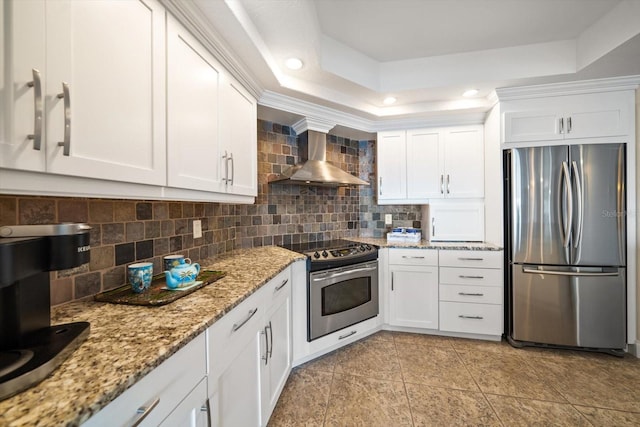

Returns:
313,251,320,259
322,250,328,258
365,245,372,250
359,244,366,251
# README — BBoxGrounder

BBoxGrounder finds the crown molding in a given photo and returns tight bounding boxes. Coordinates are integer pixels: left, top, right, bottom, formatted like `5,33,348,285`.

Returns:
161,0,263,100
496,75,640,100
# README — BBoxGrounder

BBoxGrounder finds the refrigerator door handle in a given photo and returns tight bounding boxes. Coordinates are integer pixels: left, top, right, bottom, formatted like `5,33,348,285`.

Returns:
522,267,619,277
561,161,573,248
571,160,583,249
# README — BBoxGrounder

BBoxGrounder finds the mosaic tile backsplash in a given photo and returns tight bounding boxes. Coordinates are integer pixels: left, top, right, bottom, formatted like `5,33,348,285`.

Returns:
0,120,421,305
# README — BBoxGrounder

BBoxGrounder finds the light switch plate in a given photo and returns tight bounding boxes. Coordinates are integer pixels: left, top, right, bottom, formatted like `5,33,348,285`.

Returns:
385,214,393,225
193,220,202,239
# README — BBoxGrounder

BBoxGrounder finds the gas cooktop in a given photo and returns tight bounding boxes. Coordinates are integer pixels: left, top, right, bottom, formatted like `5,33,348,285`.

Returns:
279,239,376,263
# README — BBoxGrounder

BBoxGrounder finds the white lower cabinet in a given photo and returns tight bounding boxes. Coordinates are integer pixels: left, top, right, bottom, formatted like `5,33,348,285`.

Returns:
83,334,207,427
207,267,292,427
388,249,439,329
438,250,504,337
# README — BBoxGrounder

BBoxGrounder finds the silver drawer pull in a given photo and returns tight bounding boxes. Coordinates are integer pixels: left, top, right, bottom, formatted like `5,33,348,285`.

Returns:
275,279,288,291
232,308,258,332
458,292,484,296
339,330,357,340
458,257,484,261
459,275,484,279
402,256,425,259
131,397,160,427
458,315,484,320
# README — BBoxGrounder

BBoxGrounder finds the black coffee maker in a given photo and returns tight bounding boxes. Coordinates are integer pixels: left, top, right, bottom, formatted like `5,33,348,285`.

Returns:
0,223,91,400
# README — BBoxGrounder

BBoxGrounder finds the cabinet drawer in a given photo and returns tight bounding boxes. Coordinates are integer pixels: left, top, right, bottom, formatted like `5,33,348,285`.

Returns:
439,302,502,336
208,287,265,380
263,268,291,307
439,284,502,304
439,250,502,268
389,249,438,266
439,267,502,286
84,334,206,427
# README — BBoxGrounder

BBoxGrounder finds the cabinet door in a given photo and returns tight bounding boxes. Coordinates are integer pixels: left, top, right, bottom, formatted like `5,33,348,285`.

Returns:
167,15,224,192
260,290,292,425
406,128,442,199
443,126,484,198
504,111,563,143
563,91,630,140
45,0,166,185
215,332,261,427
220,74,257,196
0,0,46,171
389,266,439,329
377,131,406,201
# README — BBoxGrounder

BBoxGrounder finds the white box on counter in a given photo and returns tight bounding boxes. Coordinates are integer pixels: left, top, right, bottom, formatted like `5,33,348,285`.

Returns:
386,227,422,243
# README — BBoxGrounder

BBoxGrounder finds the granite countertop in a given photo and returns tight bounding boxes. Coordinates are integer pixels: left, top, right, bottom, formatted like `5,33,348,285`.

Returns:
0,246,305,427
349,236,503,251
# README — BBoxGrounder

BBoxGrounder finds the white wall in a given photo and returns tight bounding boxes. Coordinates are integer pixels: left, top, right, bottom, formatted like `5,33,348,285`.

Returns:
483,104,503,245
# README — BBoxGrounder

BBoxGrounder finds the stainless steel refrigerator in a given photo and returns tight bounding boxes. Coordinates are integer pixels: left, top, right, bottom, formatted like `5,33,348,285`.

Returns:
505,143,626,352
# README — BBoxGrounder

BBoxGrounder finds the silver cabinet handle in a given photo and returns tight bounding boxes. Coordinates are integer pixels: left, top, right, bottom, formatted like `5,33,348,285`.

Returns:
431,217,435,237
267,320,273,359
201,399,212,427
391,272,394,291
559,117,564,134
379,176,382,195
231,308,258,332
131,397,160,427
401,255,425,259
458,292,484,296
446,174,450,194
458,257,484,261
222,150,229,184
458,275,484,279
567,116,572,133
261,326,269,365
57,82,71,156
26,68,43,150
440,174,444,194
274,278,288,292
339,330,357,340
458,315,483,320
228,152,234,185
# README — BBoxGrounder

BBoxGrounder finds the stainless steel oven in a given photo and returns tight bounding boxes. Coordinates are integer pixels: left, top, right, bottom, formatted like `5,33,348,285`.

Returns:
309,260,378,341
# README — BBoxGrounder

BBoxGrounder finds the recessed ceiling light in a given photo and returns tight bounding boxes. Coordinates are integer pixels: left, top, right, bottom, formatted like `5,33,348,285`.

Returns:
383,96,396,105
463,89,479,97
285,57,303,70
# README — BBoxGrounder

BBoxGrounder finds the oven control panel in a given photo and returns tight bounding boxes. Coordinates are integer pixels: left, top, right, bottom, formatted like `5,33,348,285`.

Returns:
307,244,374,261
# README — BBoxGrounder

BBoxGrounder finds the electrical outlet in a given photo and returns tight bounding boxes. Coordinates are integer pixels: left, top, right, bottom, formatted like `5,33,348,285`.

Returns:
193,220,202,239
385,214,393,225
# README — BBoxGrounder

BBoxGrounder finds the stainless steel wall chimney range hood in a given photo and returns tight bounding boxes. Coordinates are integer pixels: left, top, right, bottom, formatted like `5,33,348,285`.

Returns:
269,129,369,187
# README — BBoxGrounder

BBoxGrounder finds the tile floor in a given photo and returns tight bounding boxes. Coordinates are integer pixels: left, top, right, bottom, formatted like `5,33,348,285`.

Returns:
268,331,640,426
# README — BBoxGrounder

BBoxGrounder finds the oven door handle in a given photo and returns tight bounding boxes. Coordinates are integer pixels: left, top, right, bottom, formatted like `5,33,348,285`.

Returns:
312,266,377,281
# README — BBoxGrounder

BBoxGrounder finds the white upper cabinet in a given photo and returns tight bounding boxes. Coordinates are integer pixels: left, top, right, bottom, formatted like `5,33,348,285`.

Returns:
219,75,258,197
0,0,46,172
0,0,258,202
45,0,166,185
503,90,633,144
442,126,484,198
167,14,224,193
376,130,407,201
377,125,484,204
406,128,441,199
